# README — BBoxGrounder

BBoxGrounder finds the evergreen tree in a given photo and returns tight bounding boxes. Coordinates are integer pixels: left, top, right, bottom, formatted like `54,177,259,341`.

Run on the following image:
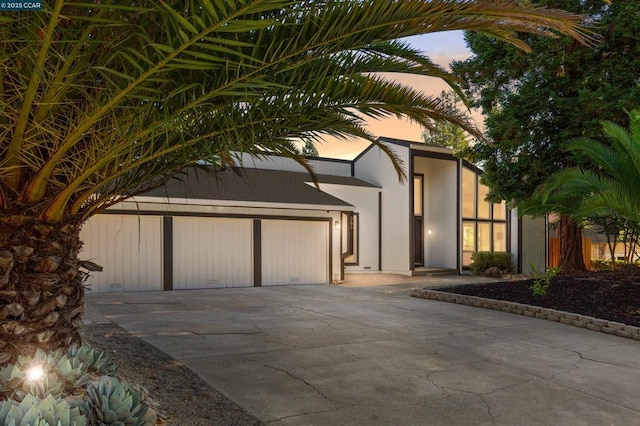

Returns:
452,0,640,270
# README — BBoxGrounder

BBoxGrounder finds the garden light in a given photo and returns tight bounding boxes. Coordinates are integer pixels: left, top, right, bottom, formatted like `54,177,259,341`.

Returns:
25,364,44,383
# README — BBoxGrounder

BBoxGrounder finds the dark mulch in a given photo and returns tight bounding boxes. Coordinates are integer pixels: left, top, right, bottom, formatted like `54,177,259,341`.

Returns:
434,270,640,327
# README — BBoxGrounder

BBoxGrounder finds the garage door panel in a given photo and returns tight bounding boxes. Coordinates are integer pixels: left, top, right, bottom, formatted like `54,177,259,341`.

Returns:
173,217,252,289
262,220,328,286
80,215,163,293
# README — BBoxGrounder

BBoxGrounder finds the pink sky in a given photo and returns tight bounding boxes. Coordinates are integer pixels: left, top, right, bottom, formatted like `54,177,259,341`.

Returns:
316,31,479,159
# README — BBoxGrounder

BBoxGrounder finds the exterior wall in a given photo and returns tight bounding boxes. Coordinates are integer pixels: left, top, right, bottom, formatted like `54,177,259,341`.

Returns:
520,216,547,274
80,215,163,293
510,209,520,270
413,157,457,269
236,152,352,176
353,144,411,273
319,183,380,271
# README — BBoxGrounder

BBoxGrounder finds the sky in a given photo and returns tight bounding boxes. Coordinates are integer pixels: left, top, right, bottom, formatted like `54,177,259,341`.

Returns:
315,30,477,159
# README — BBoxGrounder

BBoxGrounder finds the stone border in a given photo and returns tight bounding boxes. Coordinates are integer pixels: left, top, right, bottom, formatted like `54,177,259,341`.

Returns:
411,289,640,341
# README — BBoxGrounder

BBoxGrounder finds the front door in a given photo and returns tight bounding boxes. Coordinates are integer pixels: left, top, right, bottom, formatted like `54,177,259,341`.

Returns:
414,216,423,266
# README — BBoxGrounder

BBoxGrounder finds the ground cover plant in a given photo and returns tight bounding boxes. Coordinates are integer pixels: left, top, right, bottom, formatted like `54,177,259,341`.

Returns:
0,344,157,425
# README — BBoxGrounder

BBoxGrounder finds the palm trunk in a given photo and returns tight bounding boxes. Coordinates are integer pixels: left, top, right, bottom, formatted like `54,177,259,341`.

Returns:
0,215,86,365
558,214,585,272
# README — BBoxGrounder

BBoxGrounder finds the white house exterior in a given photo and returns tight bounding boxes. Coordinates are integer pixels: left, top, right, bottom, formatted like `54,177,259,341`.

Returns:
80,137,539,293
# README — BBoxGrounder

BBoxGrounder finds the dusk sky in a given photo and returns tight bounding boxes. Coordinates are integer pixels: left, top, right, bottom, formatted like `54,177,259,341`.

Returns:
316,30,477,159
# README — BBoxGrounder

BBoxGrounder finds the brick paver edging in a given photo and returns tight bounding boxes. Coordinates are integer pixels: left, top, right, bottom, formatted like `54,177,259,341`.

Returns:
411,289,640,341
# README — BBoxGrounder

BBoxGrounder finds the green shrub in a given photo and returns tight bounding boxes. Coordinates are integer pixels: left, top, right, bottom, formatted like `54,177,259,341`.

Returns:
591,259,640,272
530,262,562,297
470,252,514,275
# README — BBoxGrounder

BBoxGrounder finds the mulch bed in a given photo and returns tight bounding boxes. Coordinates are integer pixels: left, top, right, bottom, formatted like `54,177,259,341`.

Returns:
434,270,640,327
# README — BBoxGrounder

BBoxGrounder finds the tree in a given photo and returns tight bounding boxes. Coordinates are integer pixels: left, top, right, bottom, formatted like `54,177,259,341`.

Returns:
302,141,320,157
422,90,470,157
0,0,591,363
452,0,640,270
534,110,640,227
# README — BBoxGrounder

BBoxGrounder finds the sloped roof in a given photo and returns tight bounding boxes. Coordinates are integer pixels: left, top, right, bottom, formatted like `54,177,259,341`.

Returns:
142,167,378,207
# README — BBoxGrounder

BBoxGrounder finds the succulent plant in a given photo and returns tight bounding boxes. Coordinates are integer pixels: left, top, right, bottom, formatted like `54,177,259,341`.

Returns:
84,376,155,426
66,345,117,377
0,394,86,426
55,354,92,392
0,350,65,401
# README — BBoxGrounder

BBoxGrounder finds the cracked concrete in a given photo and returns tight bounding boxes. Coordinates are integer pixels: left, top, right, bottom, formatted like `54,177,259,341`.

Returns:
86,280,640,425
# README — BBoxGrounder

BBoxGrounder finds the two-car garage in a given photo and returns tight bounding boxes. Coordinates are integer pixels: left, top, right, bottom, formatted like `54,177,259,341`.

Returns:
80,214,331,293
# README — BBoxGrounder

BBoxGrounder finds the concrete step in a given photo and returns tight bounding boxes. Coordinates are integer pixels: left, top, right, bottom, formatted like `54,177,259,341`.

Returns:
412,267,458,277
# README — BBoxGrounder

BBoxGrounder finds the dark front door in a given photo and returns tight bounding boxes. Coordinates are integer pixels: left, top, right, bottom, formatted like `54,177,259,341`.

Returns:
414,216,423,266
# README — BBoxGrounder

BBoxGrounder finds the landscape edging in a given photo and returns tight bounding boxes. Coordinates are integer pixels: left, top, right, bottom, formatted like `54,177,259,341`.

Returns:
411,289,640,341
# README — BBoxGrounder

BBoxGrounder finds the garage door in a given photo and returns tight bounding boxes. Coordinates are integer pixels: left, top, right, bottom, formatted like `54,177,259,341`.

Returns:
173,217,253,289
261,220,329,286
80,215,163,293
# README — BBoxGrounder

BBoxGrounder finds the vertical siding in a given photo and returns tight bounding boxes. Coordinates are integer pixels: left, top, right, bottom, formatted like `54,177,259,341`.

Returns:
353,144,410,272
521,216,546,274
173,217,253,289
414,157,458,269
318,184,379,272
262,220,329,285
80,215,163,293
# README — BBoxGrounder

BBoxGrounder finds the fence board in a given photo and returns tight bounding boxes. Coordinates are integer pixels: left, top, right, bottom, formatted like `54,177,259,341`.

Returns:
548,237,591,270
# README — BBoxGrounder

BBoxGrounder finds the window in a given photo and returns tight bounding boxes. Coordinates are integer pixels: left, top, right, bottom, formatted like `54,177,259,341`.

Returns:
413,175,423,216
461,167,509,267
343,213,359,265
462,168,475,218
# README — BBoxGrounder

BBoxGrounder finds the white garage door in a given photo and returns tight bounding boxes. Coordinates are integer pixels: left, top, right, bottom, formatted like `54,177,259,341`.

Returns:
80,215,163,293
173,217,253,289
261,220,329,286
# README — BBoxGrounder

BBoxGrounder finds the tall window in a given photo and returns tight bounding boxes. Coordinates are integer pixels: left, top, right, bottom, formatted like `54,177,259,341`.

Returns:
462,167,508,267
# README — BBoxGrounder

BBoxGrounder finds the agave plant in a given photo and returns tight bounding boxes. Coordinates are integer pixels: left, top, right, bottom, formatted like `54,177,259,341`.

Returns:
0,394,86,426
84,376,154,426
0,0,593,363
66,345,117,377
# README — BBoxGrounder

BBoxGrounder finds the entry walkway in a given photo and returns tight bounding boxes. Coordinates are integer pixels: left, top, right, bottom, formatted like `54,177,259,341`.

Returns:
85,276,640,425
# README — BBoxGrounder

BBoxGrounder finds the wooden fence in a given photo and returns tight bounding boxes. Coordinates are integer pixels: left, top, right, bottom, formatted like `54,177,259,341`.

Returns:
548,237,591,270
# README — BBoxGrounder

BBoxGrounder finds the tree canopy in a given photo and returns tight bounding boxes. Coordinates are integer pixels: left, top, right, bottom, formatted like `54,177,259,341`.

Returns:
421,90,470,157
452,0,640,205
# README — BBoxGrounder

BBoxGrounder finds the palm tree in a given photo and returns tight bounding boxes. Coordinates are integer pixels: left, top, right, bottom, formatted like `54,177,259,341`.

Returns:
535,109,640,224
0,0,592,363
524,110,640,269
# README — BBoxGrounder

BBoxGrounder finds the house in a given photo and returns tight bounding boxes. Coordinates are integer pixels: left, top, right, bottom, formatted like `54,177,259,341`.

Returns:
80,137,543,293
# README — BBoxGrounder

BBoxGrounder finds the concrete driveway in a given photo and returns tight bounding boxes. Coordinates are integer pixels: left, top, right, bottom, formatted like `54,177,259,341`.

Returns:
85,281,640,425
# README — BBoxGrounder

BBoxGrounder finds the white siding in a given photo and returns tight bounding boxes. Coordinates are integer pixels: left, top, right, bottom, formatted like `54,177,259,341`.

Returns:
80,215,162,293
173,217,253,289
414,157,458,269
319,184,380,271
353,144,411,273
521,216,547,274
262,220,329,285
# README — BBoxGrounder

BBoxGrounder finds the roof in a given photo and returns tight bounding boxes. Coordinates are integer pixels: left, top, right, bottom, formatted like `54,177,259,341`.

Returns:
142,167,378,207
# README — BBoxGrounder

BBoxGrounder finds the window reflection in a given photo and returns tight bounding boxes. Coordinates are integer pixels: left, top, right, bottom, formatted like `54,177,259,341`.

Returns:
461,167,509,267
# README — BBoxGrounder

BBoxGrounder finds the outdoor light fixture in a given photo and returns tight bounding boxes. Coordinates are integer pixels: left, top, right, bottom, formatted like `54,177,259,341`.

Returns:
25,364,44,383
335,221,340,230
25,364,46,398
428,228,433,235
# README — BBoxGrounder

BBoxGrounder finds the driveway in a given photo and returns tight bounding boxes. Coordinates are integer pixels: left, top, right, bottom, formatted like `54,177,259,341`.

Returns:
86,281,640,425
